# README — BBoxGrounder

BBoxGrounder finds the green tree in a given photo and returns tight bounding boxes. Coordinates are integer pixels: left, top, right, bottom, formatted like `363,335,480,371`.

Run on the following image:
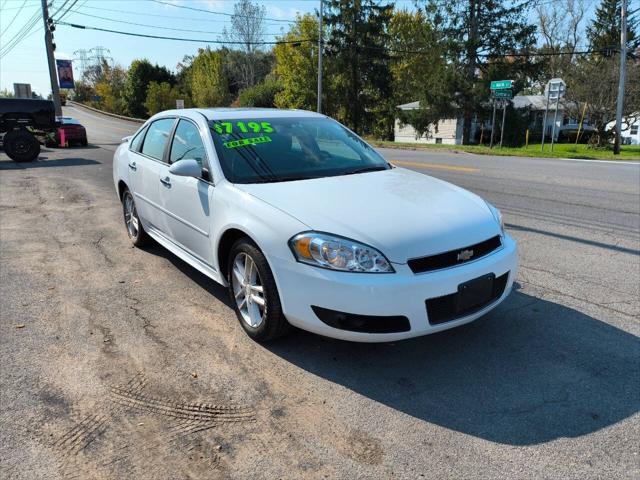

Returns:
222,0,268,89
238,77,283,107
91,61,128,114
223,48,275,98
325,0,395,138
422,0,538,144
189,48,230,107
388,9,452,139
587,0,639,55
0,88,15,98
273,14,322,112
123,59,175,118
71,81,94,102
564,56,640,147
535,0,589,80
144,81,188,115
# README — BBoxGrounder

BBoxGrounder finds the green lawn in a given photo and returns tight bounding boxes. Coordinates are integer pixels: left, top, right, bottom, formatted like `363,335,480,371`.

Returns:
368,140,640,161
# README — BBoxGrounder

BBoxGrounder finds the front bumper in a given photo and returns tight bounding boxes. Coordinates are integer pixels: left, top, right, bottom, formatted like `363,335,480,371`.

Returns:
272,234,518,342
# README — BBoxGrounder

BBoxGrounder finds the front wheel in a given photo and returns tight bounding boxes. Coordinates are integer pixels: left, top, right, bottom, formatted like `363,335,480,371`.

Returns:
122,189,150,247
227,238,289,342
4,129,40,162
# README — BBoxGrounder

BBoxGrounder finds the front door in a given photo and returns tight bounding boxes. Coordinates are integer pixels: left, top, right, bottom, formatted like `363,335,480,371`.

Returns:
157,119,214,266
132,118,176,233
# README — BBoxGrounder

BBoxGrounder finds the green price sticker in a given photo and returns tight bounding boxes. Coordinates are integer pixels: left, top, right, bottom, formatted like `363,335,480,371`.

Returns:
223,135,272,149
213,121,275,135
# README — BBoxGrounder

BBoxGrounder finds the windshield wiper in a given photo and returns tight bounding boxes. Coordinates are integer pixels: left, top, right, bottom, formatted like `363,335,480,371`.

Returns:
249,175,315,184
343,165,389,175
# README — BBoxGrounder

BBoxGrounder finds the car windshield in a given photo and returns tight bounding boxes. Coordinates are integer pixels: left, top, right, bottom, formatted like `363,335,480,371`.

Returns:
208,117,389,183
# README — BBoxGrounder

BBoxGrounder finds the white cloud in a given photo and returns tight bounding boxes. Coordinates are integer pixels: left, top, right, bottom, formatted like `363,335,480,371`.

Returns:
196,0,228,9
267,4,302,20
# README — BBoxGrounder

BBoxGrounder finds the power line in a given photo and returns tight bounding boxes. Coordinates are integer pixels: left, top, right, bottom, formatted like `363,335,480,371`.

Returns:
55,20,314,45
148,0,296,24
67,3,291,26
0,8,41,58
0,0,28,38
54,0,81,22
50,0,70,18
63,9,285,36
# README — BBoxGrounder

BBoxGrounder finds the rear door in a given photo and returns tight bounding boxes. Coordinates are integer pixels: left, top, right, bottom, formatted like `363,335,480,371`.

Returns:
131,117,176,233
157,118,214,265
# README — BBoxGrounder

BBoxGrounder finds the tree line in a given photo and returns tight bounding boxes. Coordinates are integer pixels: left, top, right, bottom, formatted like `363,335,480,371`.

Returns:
69,0,639,147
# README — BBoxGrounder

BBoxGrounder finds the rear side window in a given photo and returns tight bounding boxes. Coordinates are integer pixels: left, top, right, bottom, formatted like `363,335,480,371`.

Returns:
129,126,148,152
141,118,175,161
169,120,207,166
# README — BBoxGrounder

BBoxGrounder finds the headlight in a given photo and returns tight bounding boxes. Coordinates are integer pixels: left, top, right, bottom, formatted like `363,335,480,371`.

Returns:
289,232,395,273
485,201,504,234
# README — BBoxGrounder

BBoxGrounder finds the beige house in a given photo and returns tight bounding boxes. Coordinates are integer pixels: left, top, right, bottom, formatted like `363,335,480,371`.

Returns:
395,101,464,144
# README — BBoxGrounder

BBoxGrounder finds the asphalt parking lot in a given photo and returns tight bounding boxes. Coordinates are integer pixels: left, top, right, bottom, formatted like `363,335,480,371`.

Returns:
1,105,639,479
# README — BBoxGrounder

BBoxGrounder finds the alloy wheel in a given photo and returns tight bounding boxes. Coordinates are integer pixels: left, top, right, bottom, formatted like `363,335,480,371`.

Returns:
124,193,139,239
231,252,266,328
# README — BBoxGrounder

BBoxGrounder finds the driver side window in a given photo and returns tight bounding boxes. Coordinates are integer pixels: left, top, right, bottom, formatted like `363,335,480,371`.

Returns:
170,119,207,167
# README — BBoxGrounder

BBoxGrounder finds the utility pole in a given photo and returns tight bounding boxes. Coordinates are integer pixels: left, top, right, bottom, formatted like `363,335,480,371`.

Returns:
541,87,551,151
317,0,323,114
41,0,62,117
489,100,496,148
614,0,628,155
74,48,91,79
499,101,507,148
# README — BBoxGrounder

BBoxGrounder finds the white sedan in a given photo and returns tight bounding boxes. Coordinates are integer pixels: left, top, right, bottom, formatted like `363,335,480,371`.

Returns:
113,108,517,342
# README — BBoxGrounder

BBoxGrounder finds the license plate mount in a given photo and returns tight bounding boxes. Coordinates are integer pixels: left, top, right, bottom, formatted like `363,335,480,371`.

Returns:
455,273,495,313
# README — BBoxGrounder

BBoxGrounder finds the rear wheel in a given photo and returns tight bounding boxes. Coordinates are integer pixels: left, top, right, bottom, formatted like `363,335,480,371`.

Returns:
227,238,289,342
4,130,40,162
122,189,150,247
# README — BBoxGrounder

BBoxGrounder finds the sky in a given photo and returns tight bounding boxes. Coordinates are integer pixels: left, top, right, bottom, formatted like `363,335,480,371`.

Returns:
0,0,612,97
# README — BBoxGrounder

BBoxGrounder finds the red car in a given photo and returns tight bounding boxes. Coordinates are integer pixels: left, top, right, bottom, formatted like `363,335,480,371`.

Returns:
49,117,88,147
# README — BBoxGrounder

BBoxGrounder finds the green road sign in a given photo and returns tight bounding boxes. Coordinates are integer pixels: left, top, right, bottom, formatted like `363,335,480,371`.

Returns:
490,80,513,90
492,89,513,99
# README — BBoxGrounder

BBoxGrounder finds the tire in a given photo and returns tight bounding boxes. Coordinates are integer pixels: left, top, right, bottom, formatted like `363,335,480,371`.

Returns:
227,238,289,342
122,189,151,247
81,138,88,147
4,130,40,162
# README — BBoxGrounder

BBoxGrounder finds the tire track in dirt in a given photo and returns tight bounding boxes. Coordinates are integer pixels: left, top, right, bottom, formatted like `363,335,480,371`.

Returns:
52,373,255,479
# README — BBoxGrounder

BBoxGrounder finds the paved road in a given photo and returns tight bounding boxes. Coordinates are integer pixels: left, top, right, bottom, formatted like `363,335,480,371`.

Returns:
1,105,638,479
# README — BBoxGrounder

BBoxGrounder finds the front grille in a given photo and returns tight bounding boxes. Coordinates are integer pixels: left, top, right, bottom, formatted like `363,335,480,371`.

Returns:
426,271,509,325
408,235,502,274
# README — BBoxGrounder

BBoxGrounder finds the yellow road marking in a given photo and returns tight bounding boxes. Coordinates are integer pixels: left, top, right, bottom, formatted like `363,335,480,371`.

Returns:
392,160,479,173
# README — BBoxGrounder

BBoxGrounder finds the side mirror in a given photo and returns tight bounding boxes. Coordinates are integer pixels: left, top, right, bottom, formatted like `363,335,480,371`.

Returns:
121,135,132,143
169,159,202,178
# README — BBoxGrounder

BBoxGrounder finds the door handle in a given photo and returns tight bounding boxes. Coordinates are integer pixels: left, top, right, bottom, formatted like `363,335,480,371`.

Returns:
128,161,137,171
160,176,171,187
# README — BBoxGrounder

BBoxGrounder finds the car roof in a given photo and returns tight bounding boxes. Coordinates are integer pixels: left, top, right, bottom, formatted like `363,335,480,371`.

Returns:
156,108,326,121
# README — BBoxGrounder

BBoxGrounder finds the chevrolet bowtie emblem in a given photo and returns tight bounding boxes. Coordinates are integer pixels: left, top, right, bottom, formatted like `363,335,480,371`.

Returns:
457,249,474,261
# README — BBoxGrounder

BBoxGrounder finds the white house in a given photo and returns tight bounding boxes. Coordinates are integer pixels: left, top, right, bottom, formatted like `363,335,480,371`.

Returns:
394,101,466,145
605,114,640,145
395,96,595,144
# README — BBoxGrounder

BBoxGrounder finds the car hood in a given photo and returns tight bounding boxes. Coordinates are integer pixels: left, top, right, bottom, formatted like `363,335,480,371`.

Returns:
235,167,501,263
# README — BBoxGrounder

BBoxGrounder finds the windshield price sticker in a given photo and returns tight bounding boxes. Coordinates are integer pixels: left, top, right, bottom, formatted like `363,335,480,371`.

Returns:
213,121,274,135
223,135,272,149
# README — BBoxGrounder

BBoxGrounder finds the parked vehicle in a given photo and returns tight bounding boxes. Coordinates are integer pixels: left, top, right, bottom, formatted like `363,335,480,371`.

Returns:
48,117,88,147
113,109,518,342
606,114,640,145
0,98,56,162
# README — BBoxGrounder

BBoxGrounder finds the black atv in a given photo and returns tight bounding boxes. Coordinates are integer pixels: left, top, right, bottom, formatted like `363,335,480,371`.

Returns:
0,98,57,162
